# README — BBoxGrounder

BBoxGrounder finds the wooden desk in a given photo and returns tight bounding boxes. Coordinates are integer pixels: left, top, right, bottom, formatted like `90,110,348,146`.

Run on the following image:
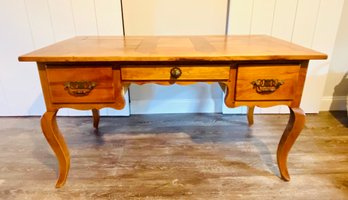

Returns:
19,35,327,188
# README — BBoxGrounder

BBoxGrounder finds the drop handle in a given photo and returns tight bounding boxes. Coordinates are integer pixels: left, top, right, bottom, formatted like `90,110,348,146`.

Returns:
170,67,182,78
64,81,97,96
251,79,284,94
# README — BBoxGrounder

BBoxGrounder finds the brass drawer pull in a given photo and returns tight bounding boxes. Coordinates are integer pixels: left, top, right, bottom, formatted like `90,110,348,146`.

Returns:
170,67,182,78
251,79,284,94
64,81,97,96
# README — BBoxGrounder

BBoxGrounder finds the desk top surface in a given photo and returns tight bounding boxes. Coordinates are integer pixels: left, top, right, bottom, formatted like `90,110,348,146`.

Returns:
19,35,327,62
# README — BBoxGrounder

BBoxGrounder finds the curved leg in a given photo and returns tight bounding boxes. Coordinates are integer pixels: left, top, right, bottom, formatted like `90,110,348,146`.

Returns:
247,106,255,126
92,109,100,129
41,111,70,188
277,107,305,181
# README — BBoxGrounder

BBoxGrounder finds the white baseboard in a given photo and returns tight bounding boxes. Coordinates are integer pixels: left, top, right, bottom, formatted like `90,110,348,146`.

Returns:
320,96,348,111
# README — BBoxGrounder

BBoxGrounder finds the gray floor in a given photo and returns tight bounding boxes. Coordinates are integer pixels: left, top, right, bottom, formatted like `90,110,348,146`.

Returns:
0,112,347,199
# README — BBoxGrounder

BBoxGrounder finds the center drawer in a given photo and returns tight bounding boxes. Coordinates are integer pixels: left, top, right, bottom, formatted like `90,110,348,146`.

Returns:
46,65,115,103
121,65,230,81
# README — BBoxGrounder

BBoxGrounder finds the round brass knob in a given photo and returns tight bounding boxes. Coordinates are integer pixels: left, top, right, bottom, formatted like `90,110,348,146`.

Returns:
170,67,182,78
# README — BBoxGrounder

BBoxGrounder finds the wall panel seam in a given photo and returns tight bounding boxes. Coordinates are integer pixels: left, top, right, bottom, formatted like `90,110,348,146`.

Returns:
310,0,323,48
249,0,255,35
290,0,299,42
46,0,56,41
23,0,36,48
93,0,100,36
225,0,230,35
69,0,77,35
270,0,278,36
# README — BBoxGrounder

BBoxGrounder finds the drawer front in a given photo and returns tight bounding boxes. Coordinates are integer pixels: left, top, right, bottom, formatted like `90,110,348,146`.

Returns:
46,66,115,103
236,65,300,101
121,65,230,81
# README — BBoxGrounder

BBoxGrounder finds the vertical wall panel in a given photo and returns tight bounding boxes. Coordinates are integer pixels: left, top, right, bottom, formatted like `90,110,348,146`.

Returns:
47,0,76,41
291,0,321,47
321,0,348,111
271,0,298,41
0,0,128,116
301,0,344,113
250,0,276,34
122,0,156,35
292,0,326,113
71,0,98,35
24,0,56,115
0,1,40,115
225,0,343,114
228,0,254,35
312,0,344,55
153,0,226,35
123,0,227,35
25,0,55,48
95,0,124,35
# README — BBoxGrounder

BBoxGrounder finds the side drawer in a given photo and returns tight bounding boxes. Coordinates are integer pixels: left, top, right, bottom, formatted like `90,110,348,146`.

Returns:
46,66,115,103
121,65,230,81
236,65,300,101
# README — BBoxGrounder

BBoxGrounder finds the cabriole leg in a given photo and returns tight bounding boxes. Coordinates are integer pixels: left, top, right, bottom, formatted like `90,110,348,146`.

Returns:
277,107,305,181
41,110,70,188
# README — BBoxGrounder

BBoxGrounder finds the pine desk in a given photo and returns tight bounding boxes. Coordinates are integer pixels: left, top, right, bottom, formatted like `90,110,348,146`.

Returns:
19,35,327,187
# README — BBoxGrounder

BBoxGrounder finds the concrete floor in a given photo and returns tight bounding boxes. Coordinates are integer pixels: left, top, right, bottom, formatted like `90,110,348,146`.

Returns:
0,112,347,199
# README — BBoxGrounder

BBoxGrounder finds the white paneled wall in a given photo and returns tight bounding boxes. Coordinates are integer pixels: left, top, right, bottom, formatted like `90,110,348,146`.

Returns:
309,0,345,112
0,0,344,116
0,0,128,116
48,0,75,41
223,0,344,114
228,0,253,35
271,0,298,41
250,0,276,35
0,1,35,115
321,1,348,111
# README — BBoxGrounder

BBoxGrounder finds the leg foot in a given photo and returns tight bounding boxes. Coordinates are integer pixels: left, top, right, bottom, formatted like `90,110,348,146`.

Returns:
41,111,70,188
277,107,305,181
247,106,255,126
92,109,100,129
